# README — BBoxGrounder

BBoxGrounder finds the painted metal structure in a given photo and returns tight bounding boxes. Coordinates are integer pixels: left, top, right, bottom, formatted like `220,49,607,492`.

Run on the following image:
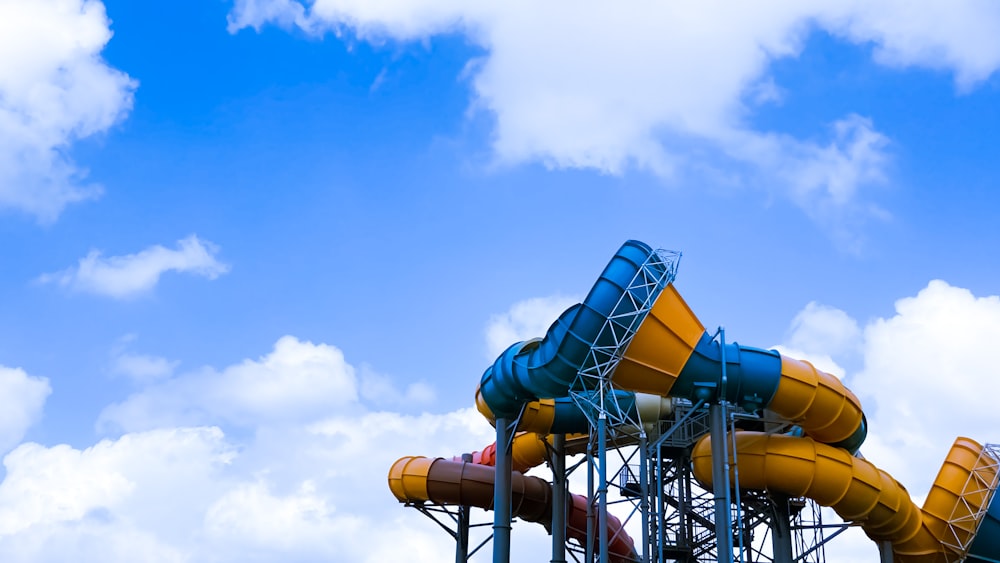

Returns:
387,240,1000,562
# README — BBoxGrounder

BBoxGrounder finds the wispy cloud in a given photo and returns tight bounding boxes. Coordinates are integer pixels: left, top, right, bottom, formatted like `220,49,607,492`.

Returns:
38,235,229,299
108,335,179,384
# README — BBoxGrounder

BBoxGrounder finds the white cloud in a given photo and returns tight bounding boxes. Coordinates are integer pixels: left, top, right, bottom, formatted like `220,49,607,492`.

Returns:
0,0,135,222
108,335,178,384
0,334,511,562
485,294,579,358
38,235,229,299
783,300,863,358
227,0,1000,234
850,280,1000,492
99,336,359,432
0,366,50,454
0,521,187,563
357,365,435,407
773,299,862,378
822,0,1000,90
0,427,233,538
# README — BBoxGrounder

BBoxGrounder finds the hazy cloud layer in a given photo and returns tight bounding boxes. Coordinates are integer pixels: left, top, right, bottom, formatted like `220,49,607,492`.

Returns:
229,0,1000,238
38,235,229,299
0,0,135,222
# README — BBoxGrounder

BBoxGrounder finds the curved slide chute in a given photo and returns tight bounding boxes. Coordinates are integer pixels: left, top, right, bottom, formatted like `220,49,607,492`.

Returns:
387,240,1000,561
693,433,999,561
388,455,638,563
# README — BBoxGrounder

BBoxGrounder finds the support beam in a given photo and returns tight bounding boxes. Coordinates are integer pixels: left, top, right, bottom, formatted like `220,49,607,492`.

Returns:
598,414,609,563
710,403,734,563
879,540,894,563
551,434,567,563
455,453,473,563
770,495,793,563
493,418,512,563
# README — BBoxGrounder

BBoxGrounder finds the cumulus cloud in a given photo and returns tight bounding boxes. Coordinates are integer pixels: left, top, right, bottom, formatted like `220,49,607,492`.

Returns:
99,336,359,432
38,235,229,299
821,0,1000,90
227,0,1000,234
0,0,136,222
485,294,579,358
0,334,509,562
850,281,1000,492
0,366,51,454
357,364,435,407
0,427,233,538
773,299,862,378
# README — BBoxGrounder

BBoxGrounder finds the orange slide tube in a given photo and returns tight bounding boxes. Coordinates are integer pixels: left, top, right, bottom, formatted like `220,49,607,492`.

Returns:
692,433,999,562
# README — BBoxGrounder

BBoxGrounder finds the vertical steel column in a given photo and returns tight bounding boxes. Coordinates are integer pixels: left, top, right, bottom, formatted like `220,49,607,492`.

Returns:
587,441,595,563
598,414,609,563
656,449,665,563
678,456,689,555
551,434,567,563
494,417,512,563
710,402,734,563
878,540,894,563
456,453,473,563
640,433,650,563
770,495,793,563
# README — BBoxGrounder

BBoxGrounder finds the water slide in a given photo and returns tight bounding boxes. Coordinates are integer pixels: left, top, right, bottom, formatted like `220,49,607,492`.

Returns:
389,444,638,563
387,240,1000,561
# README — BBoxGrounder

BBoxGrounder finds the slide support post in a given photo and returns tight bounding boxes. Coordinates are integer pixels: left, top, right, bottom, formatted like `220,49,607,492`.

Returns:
456,452,472,563
711,402,734,562
551,434,567,563
770,495,793,563
879,540,894,563
493,417,512,563
640,432,650,563
598,413,610,563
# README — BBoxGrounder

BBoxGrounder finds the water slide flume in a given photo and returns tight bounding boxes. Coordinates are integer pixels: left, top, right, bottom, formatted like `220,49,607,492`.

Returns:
387,240,1000,561
388,454,638,563
692,433,999,561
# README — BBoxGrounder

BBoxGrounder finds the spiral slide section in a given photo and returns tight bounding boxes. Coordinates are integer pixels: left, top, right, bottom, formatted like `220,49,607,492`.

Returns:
388,455,638,563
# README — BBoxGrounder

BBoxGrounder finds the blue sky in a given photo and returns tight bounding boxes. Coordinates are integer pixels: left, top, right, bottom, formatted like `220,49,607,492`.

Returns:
2,0,1000,560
